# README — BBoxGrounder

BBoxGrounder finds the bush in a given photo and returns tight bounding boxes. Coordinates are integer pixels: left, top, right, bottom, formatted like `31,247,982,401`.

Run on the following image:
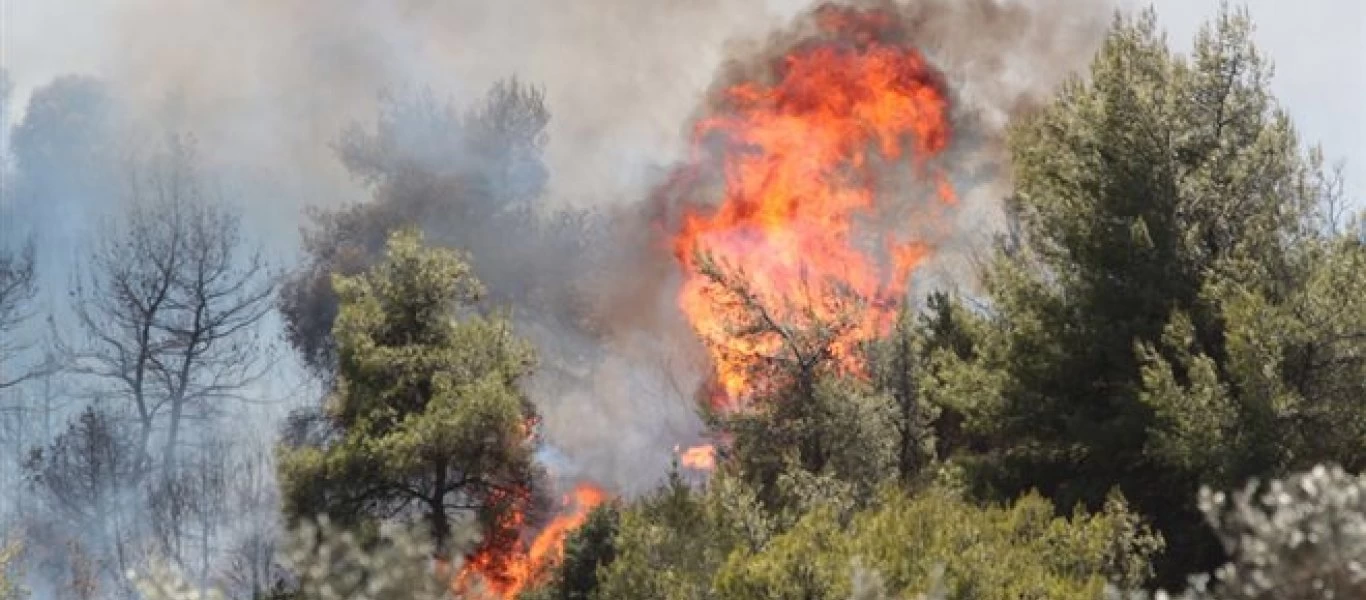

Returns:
1112,464,1366,599
131,518,447,600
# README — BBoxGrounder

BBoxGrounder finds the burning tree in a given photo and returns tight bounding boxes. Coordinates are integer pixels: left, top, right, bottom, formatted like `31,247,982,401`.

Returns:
682,256,904,513
663,4,957,508
277,229,546,564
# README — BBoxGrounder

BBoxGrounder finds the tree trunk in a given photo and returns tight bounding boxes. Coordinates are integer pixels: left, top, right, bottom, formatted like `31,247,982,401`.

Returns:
895,326,920,478
430,463,451,558
199,518,211,599
164,396,183,478
430,496,451,560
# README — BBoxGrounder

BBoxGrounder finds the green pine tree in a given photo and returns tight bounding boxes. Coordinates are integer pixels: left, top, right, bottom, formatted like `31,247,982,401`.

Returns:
921,4,1365,584
277,229,544,561
713,485,1160,600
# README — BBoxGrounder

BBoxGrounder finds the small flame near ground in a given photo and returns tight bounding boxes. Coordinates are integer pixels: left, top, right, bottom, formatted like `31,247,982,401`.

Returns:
668,3,956,413
450,483,607,599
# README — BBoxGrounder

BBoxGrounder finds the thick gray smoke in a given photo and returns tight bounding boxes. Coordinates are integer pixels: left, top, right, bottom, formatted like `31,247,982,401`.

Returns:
860,0,1117,295
7,0,799,225
649,0,1117,301
3,0,1118,496
2,0,1117,594
574,0,1118,491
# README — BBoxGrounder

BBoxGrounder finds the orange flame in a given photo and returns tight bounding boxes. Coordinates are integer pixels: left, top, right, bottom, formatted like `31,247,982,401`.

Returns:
677,444,718,471
668,4,954,411
454,483,607,599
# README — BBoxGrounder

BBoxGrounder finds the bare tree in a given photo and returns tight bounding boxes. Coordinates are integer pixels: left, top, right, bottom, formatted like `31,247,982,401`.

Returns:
65,135,277,478
0,239,51,389
217,444,284,599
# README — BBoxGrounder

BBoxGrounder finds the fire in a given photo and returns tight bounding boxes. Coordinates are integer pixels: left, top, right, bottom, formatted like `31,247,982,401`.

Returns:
668,4,955,410
454,483,607,599
677,444,718,471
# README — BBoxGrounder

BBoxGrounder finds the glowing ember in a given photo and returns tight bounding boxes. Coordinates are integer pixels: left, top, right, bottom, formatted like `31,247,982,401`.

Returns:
669,4,955,411
677,444,718,471
454,483,607,599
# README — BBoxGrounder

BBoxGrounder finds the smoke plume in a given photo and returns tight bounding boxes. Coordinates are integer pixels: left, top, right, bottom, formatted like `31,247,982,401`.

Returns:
567,0,1116,490
5,0,1116,523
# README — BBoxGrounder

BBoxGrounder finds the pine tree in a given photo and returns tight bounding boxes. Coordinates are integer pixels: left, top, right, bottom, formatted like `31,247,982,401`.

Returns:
277,229,544,560
921,5,1364,584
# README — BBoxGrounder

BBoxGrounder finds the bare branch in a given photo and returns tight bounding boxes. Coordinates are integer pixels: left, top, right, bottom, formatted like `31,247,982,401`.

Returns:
63,133,280,478
0,238,53,389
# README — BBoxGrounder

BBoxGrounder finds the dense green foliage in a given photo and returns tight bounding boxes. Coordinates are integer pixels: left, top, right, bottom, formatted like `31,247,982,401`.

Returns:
917,6,1365,584
537,469,1157,600
277,230,545,559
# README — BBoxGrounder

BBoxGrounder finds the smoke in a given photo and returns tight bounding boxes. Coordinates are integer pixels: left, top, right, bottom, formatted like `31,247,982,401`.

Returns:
527,0,1119,491
857,0,1115,295
1,0,794,516
3,0,1117,591
4,0,1116,489
7,0,808,226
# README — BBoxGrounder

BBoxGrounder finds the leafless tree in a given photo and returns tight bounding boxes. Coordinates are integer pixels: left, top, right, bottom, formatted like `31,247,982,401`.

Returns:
0,239,52,390
217,444,285,599
64,135,278,479
25,406,138,535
